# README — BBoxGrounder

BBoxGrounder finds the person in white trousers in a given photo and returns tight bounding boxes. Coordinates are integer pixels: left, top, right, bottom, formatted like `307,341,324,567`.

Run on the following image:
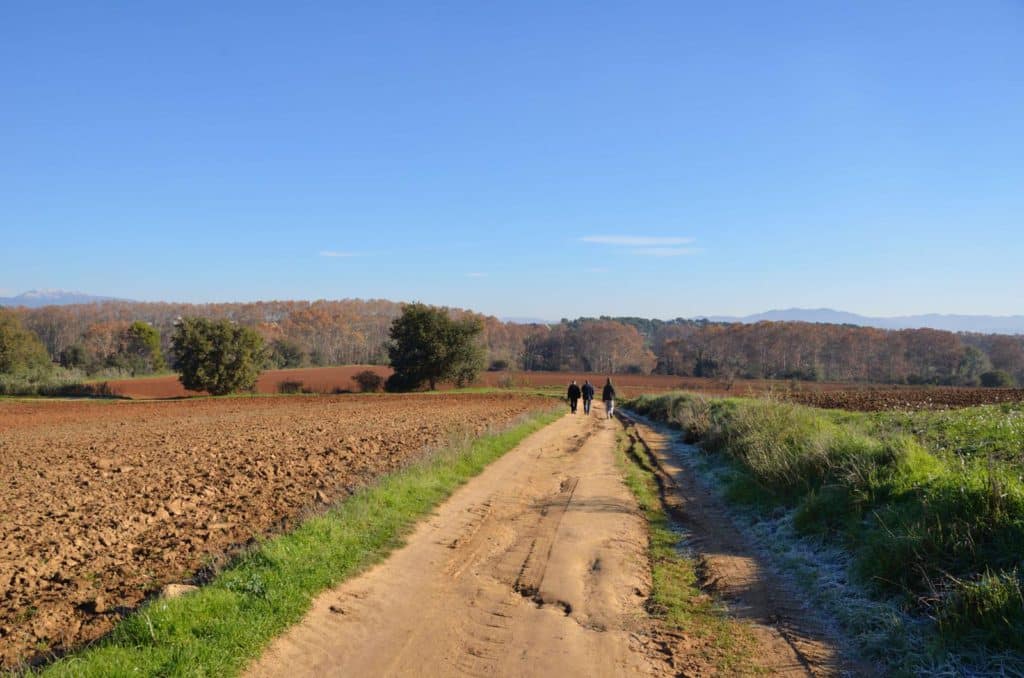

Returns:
602,378,616,419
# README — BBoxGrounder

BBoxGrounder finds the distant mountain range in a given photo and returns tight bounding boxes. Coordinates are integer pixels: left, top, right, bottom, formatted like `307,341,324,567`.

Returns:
704,308,1024,335
0,289,127,308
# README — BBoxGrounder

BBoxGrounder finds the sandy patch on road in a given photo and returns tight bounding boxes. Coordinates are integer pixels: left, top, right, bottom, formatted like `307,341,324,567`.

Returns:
249,408,666,677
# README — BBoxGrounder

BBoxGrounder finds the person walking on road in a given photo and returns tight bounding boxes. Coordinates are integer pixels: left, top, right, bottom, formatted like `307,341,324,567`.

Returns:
602,378,616,419
581,380,595,415
567,380,582,415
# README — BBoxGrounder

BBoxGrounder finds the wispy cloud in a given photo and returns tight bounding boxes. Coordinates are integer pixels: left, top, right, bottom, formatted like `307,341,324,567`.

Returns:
465,272,487,278
319,250,359,258
631,247,701,257
581,235,695,246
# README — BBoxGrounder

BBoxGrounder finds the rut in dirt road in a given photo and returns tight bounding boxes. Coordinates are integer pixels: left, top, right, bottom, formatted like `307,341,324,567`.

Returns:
621,414,848,677
248,407,667,678
249,407,848,677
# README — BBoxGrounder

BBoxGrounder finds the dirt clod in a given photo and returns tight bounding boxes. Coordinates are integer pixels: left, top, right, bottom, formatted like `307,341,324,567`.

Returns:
159,584,199,599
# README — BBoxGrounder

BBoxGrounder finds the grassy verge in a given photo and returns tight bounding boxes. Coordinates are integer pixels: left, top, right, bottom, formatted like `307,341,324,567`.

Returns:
629,392,1024,672
613,429,756,673
32,408,561,677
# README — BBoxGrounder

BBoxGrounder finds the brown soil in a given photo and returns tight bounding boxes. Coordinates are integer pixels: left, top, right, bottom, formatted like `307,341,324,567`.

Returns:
786,386,1024,411
0,393,553,669
248,407,665,678
248,407,846,677
621,414,851,676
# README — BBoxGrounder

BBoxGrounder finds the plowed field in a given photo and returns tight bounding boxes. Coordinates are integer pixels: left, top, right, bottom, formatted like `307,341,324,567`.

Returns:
787,387,1024,411
0,393,553,669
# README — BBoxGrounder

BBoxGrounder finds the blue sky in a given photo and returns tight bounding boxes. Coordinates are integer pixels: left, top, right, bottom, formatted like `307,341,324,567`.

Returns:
1,1,1022,319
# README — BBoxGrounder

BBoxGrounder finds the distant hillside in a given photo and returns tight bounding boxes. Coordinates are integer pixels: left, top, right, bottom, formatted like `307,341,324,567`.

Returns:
0,289,127,308
705,308,1024,335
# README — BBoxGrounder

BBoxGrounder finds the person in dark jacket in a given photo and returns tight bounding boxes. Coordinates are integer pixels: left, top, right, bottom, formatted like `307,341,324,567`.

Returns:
567,380,582,414
581,380,595,415
602,378,616,419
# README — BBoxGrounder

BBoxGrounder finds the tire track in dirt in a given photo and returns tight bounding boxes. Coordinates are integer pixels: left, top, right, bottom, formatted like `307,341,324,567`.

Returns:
247,409,668,677
620,413,850,677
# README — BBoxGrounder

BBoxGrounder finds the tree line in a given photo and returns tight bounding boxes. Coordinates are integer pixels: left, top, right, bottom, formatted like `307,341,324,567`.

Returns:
6,301,1024,387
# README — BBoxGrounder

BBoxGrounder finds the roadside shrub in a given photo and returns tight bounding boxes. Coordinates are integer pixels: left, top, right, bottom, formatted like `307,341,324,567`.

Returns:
980,370,1015,388
672,394,712,443
352,370,384,393
277,380,305,394
706,398,841,497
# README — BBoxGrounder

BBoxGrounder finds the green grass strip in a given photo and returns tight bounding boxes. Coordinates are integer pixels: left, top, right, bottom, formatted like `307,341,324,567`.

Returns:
613,430,756,674
35,408,561,678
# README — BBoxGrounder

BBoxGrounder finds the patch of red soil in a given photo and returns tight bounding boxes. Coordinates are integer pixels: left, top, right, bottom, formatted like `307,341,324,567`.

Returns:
786,386,1024,412
105,366,396,399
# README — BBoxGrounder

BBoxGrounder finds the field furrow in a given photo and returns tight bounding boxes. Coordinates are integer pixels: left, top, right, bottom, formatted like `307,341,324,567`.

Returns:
0,393,552,669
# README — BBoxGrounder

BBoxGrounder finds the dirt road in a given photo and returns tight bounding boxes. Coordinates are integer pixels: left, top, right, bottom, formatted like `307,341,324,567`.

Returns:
249,407,663,677
248,407,844,677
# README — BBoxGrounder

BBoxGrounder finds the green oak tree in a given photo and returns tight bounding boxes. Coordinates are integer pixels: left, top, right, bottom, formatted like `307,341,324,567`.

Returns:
171,317,265,395
386,303,485,391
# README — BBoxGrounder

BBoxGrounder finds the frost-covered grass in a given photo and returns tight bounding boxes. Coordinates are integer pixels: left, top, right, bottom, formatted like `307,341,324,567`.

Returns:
629,393,1024,673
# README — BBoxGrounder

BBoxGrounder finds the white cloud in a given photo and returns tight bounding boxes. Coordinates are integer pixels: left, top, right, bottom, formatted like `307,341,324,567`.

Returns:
465,272,488,278
319,250,359,258
631,247,701,257
581,235,695,246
